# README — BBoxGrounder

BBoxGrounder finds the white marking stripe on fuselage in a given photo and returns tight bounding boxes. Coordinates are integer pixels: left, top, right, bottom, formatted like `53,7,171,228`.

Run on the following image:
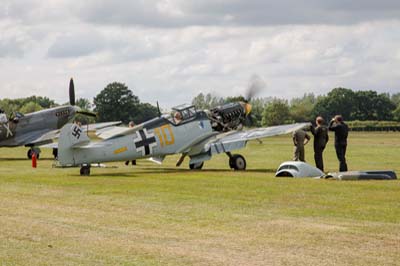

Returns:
2,123,13,137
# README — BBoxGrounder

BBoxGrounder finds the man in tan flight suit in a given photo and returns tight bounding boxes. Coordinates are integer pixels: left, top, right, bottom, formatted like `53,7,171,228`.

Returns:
292,129,310,162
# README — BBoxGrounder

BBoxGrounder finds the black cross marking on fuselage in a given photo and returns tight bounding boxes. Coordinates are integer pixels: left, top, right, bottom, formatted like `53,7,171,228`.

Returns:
135,129,156,155
72,126,82,139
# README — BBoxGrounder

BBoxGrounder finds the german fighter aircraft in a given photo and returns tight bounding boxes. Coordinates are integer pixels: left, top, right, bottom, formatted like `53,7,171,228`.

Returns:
0,79,116,158
58,101,309,175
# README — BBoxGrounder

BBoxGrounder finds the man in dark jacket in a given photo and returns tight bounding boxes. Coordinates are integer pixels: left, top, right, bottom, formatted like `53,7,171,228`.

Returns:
310,116,329,172
329,115,349,171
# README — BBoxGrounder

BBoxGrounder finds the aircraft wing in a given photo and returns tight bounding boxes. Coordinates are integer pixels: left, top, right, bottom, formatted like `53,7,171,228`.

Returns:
84,121,122,131
36,121,122,148
16,129,59,147
187,123,311,163
95,126,131,139
95,123,144,140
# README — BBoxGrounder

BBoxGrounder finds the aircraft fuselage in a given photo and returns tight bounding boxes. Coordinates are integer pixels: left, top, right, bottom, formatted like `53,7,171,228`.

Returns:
60,111,215,166
0,105,76,147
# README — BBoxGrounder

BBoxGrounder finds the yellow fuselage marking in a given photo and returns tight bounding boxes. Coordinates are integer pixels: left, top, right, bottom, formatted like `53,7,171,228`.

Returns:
154,128,164,147
114,146,128,154
154,124,175,147
163,124,175,145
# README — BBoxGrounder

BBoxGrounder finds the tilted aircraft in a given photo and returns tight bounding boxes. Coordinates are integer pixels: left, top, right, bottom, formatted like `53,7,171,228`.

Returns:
0,79,117,158
58,102,309,175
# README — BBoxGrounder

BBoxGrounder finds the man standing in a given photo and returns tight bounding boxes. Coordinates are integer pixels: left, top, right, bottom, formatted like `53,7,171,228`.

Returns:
310,116,329,172
329,115,349,172
292,129,310,162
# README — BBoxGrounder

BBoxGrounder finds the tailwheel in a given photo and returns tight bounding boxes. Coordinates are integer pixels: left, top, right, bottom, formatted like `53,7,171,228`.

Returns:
189,162,204,170
80,165,91,176
229,154,246,170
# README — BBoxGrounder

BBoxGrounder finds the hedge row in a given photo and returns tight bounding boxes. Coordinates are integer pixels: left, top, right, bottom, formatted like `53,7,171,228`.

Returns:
349,126,400,131
346,121,400,131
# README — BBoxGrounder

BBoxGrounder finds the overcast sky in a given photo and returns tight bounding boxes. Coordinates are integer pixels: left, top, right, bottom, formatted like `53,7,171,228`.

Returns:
1,0,399,108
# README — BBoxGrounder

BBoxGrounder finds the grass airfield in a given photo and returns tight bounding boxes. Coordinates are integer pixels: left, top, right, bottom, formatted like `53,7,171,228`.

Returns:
0,132,399,266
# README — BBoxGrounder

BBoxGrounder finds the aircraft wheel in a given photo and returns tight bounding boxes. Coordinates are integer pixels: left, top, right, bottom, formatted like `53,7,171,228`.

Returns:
27,149,40,159
80,165,91,176
189,162,204,170
27,149,33,159
229,154,246,170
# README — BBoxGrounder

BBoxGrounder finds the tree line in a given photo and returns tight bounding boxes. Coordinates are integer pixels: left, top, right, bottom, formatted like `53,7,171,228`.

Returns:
1,83,399,127
0,82,158,125
192,88,400,126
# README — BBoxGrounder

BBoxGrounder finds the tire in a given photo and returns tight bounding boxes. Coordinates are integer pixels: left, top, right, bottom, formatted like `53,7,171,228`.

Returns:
26,148,40,160
27,149,40,159
27,149,33,159
80,166,91,176
229,154,246,170
189,162,204,170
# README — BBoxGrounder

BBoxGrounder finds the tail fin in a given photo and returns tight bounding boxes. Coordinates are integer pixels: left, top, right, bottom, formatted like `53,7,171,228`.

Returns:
58,123,90,166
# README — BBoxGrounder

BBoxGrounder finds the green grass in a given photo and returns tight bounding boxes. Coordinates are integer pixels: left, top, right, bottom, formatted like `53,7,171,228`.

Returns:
0,132,399,265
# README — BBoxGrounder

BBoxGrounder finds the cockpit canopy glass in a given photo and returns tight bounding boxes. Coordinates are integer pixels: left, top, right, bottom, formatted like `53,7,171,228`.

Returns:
169,104,197,125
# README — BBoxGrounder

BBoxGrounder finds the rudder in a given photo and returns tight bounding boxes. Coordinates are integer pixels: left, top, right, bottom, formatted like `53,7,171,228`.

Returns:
58,123,90,166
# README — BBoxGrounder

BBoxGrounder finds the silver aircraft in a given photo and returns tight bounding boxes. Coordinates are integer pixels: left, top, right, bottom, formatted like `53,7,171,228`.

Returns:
0,79,107,158
58,102,309,175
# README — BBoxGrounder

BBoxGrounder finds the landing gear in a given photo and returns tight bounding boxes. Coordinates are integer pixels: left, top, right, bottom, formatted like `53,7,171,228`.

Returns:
27,148,40,159
227,152,246,170
80,165,91,176
27,149,33,159
52,148,58,159
189,162,204,170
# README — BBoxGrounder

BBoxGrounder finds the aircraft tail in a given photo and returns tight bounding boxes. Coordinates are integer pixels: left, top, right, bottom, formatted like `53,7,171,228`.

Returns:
58,123,90,166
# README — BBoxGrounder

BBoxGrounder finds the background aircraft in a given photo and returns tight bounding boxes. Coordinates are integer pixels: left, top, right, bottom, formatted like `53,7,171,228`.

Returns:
58,101,309,175
0,79,106,158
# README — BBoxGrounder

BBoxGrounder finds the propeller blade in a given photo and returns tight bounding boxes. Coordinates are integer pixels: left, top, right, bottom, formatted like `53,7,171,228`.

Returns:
76,110,97,117
244,113,254,127
69,78,75,106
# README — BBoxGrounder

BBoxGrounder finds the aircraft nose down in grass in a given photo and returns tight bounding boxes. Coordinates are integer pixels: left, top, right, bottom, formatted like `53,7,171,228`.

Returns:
58,102,310,175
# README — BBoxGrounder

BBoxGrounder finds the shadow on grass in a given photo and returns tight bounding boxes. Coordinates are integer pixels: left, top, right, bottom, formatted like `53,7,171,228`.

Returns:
89,172,141,178
139,167,275,174
0,157,55,161
76,167,276,177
